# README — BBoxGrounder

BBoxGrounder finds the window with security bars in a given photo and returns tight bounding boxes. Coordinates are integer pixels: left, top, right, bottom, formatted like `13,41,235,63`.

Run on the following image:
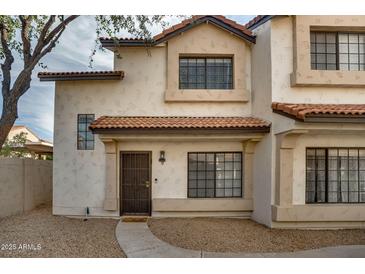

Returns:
77,114,95,150
188,152,242,198
306,148,365,203
310,31,365,71
179,57,233,89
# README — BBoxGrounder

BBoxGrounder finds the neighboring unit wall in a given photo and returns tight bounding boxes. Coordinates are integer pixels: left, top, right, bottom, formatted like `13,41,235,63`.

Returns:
250,20,274,226
269,15,365,228
291,15,365,87
0,158,52,218
271,16,365,104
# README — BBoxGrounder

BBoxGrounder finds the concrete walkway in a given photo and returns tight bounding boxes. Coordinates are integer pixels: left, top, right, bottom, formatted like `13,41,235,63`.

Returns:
115,221,365,258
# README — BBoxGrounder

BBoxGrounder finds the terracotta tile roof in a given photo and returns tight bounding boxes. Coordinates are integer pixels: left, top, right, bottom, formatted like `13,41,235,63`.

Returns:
100,15,255,47
272,102,365,121
89,116,270,131
245,15,275,29
153,15,253,41
38,70,124,81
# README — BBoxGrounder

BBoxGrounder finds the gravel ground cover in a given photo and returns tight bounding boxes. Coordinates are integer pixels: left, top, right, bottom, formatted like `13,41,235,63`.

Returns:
0,204,125,258
148,217,365,253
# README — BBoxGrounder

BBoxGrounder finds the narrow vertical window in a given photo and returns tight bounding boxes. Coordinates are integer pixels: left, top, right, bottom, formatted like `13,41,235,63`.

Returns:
77,114,95,150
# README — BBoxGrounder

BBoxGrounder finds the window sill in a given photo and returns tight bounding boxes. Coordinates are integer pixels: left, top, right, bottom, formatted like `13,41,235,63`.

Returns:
290,70,365,87
153,198,252,212
272,204,365,222
165,88,249,102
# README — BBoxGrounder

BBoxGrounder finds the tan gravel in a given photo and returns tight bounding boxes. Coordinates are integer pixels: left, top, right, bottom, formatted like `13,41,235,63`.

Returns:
0,204,125,258
148,217,365,253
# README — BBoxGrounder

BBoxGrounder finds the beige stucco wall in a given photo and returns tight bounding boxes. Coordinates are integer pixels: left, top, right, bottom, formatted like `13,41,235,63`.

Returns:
119,140,244,199
0,158,52,218
113,46,250,115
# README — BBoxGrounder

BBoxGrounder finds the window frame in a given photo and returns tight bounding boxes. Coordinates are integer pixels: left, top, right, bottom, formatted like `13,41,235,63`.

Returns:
179,56,234,90
187,151,243,199
310,31,365,71
306,147,365,204
77,114,95,150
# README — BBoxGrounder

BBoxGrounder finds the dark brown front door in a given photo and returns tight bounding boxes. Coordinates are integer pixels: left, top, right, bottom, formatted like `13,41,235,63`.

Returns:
120,152,151,215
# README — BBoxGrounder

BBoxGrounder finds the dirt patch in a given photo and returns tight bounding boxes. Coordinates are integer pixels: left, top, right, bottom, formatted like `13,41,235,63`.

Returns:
148,217,365,253
0,204,125,258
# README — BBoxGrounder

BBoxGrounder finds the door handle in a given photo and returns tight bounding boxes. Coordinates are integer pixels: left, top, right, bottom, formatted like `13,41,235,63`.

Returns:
145,181,150,188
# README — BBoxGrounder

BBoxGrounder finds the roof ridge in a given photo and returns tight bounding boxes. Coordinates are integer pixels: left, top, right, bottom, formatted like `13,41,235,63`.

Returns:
100,15,255,47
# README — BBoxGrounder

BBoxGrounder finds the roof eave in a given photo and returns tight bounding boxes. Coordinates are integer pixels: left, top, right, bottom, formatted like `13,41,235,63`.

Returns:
100,39,152,48
273,109,365,123
38,73,124,82
90,127,270,134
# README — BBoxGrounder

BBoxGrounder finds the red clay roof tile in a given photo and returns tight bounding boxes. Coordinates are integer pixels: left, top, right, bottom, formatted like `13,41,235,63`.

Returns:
100,15,255,46
153,15,253,41
245,15,276,29
272,102,365,121
89,116,270,131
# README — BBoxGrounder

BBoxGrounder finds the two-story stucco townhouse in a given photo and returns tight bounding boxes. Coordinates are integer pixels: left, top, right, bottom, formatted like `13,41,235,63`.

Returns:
39,15,365,229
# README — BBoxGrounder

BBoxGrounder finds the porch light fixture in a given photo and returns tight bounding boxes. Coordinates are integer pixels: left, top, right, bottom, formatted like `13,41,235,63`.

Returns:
159,151,166,164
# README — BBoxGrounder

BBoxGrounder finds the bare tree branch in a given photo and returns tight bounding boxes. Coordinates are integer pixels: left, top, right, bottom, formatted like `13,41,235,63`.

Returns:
32,15,55,57
0,22,14,98
13,17,78,100
31,15,78,67
42,15,78,46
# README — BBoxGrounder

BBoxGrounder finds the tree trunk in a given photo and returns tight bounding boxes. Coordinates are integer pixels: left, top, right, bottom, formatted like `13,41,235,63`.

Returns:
0,92,17,148
0,109,17,148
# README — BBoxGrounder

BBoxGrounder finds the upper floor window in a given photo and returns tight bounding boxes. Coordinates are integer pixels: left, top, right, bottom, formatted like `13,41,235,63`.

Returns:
77,114,95,150
179,57,233,89
311,31,365,71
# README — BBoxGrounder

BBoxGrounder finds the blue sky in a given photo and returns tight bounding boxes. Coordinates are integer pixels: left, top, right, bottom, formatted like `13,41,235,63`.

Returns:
0,15,254,142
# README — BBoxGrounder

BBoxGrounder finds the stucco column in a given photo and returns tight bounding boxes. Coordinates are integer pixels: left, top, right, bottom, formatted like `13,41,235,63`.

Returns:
102,139,118,211
275,130,307,206
242,139,260,200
